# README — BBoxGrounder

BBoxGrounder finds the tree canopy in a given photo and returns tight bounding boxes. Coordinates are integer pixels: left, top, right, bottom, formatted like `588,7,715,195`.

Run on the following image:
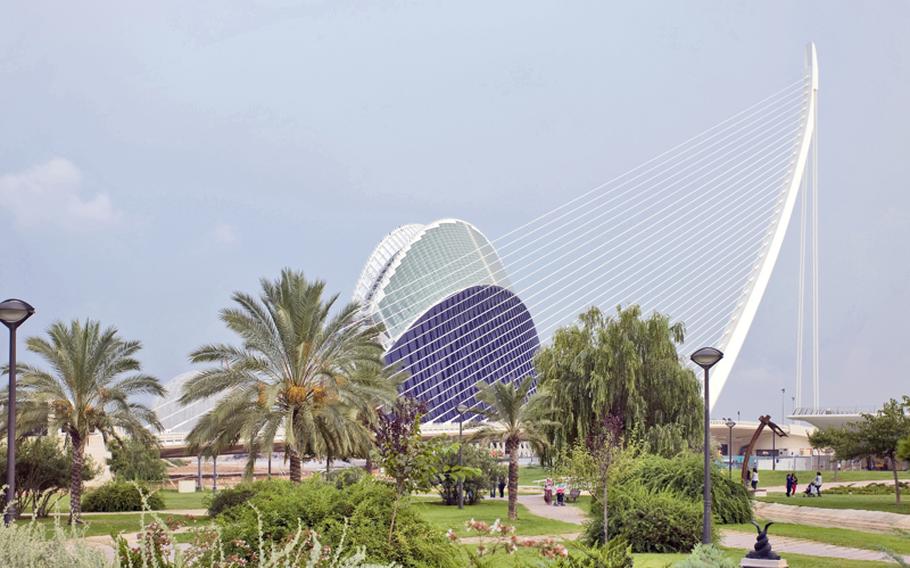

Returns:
6,319,163,523
809,396,910,504
533,305,703,457
180,269,397,481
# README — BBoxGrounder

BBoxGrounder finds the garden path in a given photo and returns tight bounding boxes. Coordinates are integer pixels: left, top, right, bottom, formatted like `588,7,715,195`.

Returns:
753,501,910,533
721,530,910,564
489,493,588,525
761,478,902,494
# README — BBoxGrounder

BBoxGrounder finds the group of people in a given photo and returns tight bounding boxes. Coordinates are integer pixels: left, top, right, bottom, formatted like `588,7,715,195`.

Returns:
783,471,823,497
785,471,823,496
489,476,506,498
543,478,568,506
746,467,824,497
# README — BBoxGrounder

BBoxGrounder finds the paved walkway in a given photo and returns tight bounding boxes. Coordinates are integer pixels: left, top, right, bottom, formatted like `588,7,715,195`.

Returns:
761,478,903,494
753,501,910,534
721,529,910,564
518,493,588,525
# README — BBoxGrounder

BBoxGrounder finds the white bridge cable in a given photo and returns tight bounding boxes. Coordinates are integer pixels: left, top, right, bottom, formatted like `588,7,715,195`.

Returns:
378,85,810,350
373,80,810,323
413,101,809,410
423,186,789,416
397,123,803,401
402,135,802,405
381,99,808,371
419,152,799,413
387,110,806,386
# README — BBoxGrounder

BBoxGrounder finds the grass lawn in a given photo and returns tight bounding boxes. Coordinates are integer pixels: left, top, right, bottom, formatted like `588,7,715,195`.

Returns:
23,489,213,513
27,512,209,538
754,470,909,489
158,489,211,510
632,548,893,568
517,464,549,486
413,498,580,537
757,493,910,515
457,546,888,568
725,520,910,555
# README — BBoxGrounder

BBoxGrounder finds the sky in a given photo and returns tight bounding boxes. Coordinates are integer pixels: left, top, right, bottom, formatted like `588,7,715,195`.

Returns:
1,1,908,421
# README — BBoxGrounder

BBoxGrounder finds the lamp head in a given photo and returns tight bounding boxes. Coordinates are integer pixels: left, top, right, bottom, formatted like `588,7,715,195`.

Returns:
0,298,35,328
725,418,736,428
456,403,469,415
690,346,724,370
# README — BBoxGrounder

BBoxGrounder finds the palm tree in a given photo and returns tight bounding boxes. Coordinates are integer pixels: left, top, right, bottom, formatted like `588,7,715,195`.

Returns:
6,320,163,524
180,269,395,481
473,376,551,521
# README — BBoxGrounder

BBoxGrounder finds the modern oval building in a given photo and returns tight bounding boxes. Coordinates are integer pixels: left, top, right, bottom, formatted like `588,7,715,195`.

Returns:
354,219,540,423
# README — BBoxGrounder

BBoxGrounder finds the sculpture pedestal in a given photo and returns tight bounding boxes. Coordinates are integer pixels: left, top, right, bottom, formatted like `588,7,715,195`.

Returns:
740,559,788,567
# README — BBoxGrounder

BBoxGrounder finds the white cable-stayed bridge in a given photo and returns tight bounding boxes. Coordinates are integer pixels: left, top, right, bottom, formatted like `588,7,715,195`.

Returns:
153,43,822,454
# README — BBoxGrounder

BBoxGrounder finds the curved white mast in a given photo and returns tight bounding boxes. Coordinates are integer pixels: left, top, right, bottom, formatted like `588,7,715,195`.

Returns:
708,42,818,408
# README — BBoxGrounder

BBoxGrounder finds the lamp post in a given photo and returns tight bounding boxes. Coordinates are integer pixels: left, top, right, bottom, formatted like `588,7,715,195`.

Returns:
0,298,36,525
724,418,736,479
691,346,723,546
456,403,469,510
781,388,786,426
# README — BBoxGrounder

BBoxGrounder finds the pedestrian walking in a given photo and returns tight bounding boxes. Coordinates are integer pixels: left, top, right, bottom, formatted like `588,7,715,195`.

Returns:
750,467,759,492
498,476,506,498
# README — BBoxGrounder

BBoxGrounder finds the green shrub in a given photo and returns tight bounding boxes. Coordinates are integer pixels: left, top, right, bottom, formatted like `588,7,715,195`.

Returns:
215,478,460,567
108,437,167,483
81,481,164,512
826,481,909,495
324,466,368,489
431,443,502,505
207,483,256,517
0,518,108,568
672,543,736,568
582,451,747,553
584,484,704,553
610,452,751,524
554,539,634,567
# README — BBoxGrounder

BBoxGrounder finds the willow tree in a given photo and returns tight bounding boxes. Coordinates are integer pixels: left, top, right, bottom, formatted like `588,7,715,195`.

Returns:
180,269,395,481
4,320,163,524
533,305,702,456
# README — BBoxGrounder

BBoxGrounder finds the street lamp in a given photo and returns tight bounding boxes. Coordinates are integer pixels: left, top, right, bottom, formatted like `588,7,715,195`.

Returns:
691,346,723,546
724,418,736,479
0,298,35,525
456,403,469,510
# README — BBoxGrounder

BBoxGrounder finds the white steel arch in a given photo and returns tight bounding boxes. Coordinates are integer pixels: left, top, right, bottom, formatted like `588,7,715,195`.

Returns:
706,42,818,407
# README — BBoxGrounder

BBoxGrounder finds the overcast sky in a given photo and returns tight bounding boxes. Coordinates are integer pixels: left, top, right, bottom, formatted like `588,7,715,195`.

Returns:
1,1,908,421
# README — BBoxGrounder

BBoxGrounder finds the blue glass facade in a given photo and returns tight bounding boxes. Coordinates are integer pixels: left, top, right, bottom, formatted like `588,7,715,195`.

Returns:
385,284,539,423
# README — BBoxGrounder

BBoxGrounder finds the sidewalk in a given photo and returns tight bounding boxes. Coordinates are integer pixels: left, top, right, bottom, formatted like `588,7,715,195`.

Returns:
721,529,910,564
761,478,903,494
753,501,910,534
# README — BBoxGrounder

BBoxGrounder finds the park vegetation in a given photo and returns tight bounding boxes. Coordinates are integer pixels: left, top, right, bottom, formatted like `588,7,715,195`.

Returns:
534,305,707,545
179,269,396,481
810,396,910,504
0,436,97,518
3,319,164,523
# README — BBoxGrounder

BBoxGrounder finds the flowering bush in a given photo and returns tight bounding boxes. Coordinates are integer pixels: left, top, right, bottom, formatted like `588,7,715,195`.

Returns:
447,517,569,567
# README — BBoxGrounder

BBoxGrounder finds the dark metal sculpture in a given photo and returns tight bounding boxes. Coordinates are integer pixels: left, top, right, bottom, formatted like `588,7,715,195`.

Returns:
741,415,788,484
746,520,780,560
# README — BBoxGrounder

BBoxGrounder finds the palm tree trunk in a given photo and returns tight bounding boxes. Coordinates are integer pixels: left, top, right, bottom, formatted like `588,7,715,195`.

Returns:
288,448,302,482
892,455,902,505
507,437,519,521
69,434,85,525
